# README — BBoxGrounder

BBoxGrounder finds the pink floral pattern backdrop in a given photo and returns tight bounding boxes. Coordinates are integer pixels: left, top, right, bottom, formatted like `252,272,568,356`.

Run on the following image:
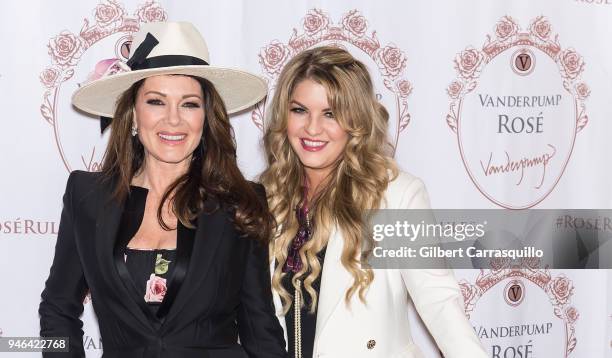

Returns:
0,1,611,358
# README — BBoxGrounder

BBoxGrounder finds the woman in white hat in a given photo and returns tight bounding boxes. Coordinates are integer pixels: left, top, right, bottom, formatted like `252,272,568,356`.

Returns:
39,22,287,358
260,46,487,358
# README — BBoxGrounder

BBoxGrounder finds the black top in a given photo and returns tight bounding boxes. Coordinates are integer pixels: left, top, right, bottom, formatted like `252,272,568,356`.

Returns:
113,185,196,327
39,170,288,358
280,247,326,358
124,248,177,316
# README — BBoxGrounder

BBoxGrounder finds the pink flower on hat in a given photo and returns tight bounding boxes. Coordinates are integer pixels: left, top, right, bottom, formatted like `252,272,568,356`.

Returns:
83,58,127,84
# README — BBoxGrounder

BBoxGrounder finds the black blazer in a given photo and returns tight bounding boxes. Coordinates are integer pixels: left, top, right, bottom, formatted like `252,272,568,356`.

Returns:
39,170,287,358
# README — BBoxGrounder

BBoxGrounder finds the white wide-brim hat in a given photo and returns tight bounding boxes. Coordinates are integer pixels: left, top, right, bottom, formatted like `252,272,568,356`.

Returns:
72,21,267,119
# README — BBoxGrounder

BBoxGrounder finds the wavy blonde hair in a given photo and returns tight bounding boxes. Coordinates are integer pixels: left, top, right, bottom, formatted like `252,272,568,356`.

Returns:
260,46,398,313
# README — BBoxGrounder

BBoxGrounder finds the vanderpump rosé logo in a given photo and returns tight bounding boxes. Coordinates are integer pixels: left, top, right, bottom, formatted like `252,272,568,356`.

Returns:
0,218,59,236
504,279,525,306
446,16,590,209
461,265,580,357
256,9,412,154
40,0,167,173
84,336,104,350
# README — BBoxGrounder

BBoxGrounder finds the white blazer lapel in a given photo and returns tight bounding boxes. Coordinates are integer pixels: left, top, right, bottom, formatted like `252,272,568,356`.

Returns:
314,226,352,350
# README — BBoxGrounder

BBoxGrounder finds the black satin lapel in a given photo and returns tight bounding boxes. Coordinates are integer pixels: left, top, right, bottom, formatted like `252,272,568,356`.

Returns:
112,188,160,326
155,221,195,319
94,189,153,331
160,206,228,332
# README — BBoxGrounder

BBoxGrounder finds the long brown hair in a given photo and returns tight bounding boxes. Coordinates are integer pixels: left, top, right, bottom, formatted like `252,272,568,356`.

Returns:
101,75,271,242
261,46,398,313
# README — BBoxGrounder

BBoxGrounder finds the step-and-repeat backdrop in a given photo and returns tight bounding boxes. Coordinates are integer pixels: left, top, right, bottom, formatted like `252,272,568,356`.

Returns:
0,0,611,357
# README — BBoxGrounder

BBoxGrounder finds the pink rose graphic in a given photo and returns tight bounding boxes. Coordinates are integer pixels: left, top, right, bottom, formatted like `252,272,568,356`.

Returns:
303,9,329,36
84,58,127,84
575,82,590,100
342,10,367,37
559,49,585,80
376,45,407,78
454,47,485,80
259,41,291,75
136,0,167,23
48,31,85,68
522,256,541,269
495,16,519,41
144,274,167,303
530,16,552,41
489,257,509,271
565,306,579,324
94,1,125,28
550,275,573,305
396,80,412,98
40,67,61,88
459,281,478,305
446,80,464,99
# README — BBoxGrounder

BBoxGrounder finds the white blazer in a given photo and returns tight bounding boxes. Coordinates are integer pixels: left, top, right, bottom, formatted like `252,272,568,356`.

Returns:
272,172,487,358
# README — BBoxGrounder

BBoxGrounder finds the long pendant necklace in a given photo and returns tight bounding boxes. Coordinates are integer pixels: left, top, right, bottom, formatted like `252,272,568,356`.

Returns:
294,279,303,358
284,190,312,358
293,203,310,358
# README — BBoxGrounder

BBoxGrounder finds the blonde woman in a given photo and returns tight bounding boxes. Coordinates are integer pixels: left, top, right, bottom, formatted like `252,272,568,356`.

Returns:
260,46,487,358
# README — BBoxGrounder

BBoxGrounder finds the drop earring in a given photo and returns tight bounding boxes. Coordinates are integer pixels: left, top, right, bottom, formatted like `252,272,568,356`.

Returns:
131,121,138,137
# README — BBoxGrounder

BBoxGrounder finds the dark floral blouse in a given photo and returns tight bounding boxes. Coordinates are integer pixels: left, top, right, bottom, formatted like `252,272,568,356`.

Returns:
124,248,177,313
